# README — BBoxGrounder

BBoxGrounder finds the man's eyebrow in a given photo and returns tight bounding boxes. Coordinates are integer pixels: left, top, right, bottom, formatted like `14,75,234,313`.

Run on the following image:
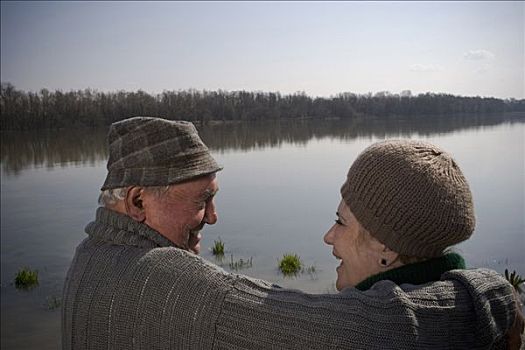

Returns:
201,188,219,199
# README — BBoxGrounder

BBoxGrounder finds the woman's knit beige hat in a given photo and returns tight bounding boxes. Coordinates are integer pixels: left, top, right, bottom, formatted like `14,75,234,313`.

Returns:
341,140,475,258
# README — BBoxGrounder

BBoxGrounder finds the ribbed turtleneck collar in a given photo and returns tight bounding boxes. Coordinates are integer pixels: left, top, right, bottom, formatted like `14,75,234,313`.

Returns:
85,207,176,249
355,252,465,291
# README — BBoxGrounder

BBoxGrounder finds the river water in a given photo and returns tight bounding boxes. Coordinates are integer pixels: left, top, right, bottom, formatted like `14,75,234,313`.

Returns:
1,114,524,349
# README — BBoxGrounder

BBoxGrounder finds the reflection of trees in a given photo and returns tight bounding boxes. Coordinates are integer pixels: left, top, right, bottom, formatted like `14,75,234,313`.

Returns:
1,129,108,175
1,114,522,175
198,113,524,152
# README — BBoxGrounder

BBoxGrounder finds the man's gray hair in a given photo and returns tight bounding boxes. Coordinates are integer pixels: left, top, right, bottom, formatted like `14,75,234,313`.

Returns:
98,186,170,206
98,188,127,206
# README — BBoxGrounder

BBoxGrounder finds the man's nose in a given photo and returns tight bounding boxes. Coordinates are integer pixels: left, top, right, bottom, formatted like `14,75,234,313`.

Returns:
204,200,218,225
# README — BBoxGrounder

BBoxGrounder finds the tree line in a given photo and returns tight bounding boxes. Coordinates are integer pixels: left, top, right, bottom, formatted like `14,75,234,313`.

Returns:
1,82,524,130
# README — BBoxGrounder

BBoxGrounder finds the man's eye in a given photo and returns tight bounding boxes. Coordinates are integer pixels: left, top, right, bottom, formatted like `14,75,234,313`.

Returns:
335,219,343,225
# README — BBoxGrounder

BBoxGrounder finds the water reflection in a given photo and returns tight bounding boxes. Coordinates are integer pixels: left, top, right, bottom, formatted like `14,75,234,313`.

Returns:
1,114,523,350
1,113,523,175
1,129,108,175
200,113,524,151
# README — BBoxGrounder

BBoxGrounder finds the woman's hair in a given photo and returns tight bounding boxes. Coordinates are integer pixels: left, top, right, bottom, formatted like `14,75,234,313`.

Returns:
357,223,429,265
356,218,451,265
397,254,429,265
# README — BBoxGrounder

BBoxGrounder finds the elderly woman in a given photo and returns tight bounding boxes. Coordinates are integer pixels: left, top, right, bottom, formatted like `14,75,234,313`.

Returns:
324,139,475,290
324,139,523,347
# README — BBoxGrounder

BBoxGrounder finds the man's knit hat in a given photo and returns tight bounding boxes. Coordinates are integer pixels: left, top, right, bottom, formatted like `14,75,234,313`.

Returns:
101,117,222,190
341,140,475,258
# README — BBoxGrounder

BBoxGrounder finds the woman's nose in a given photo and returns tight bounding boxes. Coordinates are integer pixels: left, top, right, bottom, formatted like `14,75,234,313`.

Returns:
324,227,335,245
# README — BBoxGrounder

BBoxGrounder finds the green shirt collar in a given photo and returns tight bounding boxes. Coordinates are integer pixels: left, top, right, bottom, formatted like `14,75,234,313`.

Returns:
355,252,465,291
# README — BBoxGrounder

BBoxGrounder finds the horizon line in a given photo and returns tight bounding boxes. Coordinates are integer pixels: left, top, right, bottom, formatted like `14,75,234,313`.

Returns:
2,82,523,101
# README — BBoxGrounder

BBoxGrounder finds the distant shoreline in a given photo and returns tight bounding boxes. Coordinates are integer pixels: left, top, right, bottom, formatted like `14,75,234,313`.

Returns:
1,83,524,131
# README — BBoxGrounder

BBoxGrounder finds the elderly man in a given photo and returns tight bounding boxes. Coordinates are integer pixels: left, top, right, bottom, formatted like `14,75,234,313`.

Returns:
98,118,220,254
63,117,520,350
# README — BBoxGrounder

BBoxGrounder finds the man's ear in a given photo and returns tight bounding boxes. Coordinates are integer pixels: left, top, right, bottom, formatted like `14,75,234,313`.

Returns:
124,186,146,222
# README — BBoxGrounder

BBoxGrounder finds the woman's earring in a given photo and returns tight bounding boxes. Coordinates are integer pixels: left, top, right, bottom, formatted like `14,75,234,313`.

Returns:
380,258,388,267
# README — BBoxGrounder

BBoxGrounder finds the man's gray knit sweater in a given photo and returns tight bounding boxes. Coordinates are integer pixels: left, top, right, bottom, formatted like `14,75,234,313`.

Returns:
62,208,517,349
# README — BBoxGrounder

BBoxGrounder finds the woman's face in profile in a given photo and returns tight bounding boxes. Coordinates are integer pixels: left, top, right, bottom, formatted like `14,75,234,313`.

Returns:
323,200,386,290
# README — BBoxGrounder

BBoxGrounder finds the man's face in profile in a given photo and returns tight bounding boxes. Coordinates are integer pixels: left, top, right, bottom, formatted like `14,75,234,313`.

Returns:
141,174,219,254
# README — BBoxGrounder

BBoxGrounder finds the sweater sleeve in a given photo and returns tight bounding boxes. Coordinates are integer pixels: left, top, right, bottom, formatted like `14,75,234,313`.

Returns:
63,235,516,350
440,268,517,349
214,274,443,349
212,269,516,350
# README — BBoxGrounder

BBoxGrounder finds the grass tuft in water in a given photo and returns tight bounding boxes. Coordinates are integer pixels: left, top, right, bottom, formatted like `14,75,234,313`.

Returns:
229,255,253,271
279,253,302,276
504,269,524,293
46,295,62,310
212,238,225,256
305,265,316,274
14,267,39,290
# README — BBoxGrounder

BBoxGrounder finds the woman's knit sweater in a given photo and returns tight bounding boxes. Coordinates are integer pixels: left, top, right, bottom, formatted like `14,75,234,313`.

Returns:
62,207,518,349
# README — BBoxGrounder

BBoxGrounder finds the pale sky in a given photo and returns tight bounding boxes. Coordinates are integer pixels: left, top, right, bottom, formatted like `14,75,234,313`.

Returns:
1,1,524,98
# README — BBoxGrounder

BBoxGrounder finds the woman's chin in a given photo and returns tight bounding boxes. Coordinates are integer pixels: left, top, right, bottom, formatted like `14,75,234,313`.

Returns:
335,270,356,291
335,265,346,291
335,276,345,291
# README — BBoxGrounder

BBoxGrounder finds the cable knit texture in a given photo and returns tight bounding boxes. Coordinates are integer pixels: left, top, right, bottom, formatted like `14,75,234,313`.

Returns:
62,208,516,349
341,139,475,257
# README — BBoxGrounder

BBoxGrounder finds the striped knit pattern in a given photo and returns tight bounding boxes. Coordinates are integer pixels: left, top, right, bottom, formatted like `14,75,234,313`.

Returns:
341,139,475,257
62,208,515,349
101,117,222,190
